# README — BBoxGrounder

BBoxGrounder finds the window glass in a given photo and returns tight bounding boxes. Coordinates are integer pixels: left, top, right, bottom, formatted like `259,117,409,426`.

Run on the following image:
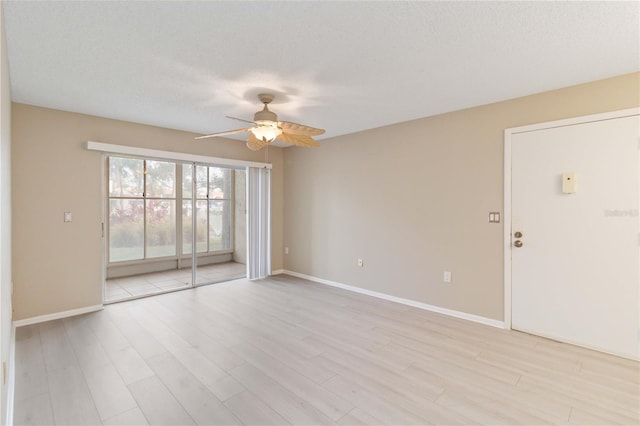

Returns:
146,161,175,198
209,200,231,251
196,166,208,199
182,200,208,254
146,200,176,258
182,164,193,199
209,167,232,199
108,157,234,263
182,200,193,254
196,200,208,253
109,157,143,197
109,199,144,262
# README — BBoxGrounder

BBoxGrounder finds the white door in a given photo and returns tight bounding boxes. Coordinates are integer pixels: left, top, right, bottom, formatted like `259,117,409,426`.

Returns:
511,113,639,359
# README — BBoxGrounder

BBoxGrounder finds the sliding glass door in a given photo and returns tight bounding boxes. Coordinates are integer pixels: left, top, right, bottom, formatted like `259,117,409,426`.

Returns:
105,156,246,303
184,163,238,287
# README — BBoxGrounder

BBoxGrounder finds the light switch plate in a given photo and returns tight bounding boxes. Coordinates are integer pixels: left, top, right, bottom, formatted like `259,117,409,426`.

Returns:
64,212,72,222
488,212,500,223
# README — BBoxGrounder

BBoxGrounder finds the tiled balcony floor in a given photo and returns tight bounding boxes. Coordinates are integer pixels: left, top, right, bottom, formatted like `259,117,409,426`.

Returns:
105,261,246,303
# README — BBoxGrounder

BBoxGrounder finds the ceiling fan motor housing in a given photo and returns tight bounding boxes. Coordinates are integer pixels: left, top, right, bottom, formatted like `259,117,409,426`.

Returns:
254,93,278,123
254,107,278,123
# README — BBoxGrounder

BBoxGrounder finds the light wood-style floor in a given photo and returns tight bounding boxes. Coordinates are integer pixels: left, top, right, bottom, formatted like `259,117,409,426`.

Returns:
14,274,639,425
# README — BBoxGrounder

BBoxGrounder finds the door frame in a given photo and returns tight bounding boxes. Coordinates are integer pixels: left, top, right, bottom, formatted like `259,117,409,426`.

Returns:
502,107,639,330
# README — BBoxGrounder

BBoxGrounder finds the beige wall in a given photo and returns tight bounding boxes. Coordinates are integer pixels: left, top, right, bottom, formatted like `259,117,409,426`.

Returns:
10,72,639,323
283,72,640,321
12,104,284,320
0,6,11,422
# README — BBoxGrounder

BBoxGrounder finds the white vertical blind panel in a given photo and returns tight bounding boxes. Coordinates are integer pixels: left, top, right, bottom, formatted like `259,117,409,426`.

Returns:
247,167,271,280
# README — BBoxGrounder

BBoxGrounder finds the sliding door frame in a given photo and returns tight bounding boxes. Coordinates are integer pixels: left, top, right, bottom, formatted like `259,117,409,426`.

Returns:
90,141,272,303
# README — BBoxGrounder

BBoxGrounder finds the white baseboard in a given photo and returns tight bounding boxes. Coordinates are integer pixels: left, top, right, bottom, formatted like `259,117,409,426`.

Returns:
13,304,103,328
282,270,505,329
5,325,15,426
271,269,285,275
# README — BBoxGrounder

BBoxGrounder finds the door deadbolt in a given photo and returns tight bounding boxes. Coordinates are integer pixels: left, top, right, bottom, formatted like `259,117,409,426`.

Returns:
514,231,523,238
513,240,523,248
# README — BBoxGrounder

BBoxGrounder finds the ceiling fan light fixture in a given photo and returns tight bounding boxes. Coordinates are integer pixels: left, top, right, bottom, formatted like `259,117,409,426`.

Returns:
251,122,282,142
196,93,324,149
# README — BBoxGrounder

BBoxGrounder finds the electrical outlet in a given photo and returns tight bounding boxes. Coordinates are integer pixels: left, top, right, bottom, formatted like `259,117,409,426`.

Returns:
64,212,72,222
357,258,364,267
284,247,289,255
443,271,452,283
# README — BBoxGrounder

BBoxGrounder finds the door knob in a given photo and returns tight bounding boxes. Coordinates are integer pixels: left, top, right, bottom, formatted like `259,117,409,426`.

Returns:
514,240,523,248
514,231,523,238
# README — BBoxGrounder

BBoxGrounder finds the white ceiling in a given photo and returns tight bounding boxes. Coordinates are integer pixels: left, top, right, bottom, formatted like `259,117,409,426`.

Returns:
3,1,639,146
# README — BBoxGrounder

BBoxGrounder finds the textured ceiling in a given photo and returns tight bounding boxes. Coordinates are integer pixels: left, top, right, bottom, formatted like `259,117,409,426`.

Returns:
3,1,639,147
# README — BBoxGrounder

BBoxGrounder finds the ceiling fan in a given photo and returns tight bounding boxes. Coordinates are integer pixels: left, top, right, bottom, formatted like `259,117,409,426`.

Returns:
195,93,325,151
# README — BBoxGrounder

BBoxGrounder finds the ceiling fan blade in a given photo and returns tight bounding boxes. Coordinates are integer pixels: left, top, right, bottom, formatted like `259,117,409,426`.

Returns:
225,115,255,125
278,121,325,136
195,128,252,140
246,133,270,151
278,132,320,148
